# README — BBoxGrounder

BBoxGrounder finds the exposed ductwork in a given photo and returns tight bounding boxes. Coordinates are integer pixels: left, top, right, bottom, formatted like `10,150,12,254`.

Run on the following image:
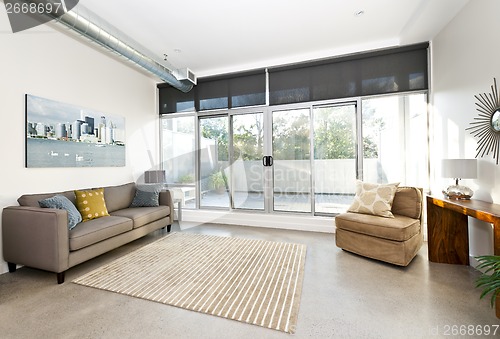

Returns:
36,0,194,92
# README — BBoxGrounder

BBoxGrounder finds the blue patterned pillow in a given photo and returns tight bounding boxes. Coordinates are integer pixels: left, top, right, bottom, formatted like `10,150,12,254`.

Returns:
130,189,160,207
39,195,82,230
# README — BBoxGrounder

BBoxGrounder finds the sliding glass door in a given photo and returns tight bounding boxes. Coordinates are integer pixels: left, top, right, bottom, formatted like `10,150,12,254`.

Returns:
161,92,428,216
199,115,230,208
313,103,357,214
272,108,312,213
230,112,265,210
161,116,196,208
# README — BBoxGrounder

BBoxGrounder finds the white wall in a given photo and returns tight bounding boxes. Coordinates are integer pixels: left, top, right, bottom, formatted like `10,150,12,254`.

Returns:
431,0,500,264
0,13,160,274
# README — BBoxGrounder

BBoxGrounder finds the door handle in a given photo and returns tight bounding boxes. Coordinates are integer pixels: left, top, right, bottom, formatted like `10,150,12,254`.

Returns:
262,156,273,167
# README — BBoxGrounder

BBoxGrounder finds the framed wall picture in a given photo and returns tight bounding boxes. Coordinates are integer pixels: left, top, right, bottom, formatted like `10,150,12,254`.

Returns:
25,94,126,167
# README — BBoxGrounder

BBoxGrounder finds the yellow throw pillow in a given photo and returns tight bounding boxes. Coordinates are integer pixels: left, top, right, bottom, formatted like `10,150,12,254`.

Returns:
74,188,109,222
347,180,399,218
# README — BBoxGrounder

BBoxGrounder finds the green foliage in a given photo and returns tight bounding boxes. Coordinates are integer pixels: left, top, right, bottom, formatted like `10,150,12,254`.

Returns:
201,118,228,161
177,174,194,184
475,255,500,307
233,116,263,161
209,171,227,190
314,107,378,159
273,114,310,160
199,110,379,162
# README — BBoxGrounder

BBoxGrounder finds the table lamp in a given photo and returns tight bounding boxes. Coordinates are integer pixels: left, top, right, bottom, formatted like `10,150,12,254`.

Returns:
441,159,477,199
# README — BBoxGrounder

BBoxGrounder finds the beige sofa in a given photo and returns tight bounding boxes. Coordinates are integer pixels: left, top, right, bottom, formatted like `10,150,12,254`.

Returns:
335,187,423,266
2,182,173,283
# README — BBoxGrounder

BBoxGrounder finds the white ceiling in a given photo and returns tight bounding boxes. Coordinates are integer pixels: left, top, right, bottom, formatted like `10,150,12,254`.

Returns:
77,0,468,77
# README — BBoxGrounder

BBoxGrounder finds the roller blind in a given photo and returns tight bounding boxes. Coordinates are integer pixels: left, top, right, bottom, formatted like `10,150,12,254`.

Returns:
158,43,428,113
158,70,266,114
268,43,428,105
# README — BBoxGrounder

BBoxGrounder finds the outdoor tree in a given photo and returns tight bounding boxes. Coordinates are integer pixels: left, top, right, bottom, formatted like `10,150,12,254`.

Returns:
233,114,263,161
200,111,379,162
273,113,310,160
200,117,229,161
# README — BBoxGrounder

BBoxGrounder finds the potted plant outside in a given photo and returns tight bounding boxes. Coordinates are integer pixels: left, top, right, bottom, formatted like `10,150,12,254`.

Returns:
209,171,227,194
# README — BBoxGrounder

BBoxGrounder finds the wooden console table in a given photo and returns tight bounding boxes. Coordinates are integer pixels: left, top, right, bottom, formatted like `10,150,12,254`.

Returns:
426,196,500,318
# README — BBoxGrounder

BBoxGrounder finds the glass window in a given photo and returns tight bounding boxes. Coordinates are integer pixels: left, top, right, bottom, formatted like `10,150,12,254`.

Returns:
313,103,357,214
199,116,230,208
231,113,265,210
161,116,196,208
272,109,312,213
361,93,428,188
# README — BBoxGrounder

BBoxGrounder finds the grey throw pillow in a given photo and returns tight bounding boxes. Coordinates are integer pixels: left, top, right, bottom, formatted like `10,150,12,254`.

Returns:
136,183,164,192
130,189,160,207
39,195,82,230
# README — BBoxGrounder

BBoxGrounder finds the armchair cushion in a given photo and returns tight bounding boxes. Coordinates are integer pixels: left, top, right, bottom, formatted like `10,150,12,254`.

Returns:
392,186,423,219
335,212,421,242
347,181,399,218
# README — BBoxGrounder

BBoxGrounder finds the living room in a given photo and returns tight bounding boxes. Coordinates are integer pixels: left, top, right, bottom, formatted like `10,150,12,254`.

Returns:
1,0,500,337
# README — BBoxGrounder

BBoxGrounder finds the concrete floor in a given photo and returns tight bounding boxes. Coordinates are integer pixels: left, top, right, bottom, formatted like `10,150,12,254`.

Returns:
0,222,498,338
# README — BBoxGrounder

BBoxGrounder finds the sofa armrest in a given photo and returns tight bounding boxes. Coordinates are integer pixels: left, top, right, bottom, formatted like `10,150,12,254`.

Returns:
159,190,174,225
2,206,70,273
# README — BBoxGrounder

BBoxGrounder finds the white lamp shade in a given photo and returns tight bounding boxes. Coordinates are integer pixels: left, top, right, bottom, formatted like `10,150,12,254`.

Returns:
441,159,477,179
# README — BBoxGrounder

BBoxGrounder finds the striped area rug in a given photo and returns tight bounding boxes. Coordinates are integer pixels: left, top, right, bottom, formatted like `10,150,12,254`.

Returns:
73,232,307,334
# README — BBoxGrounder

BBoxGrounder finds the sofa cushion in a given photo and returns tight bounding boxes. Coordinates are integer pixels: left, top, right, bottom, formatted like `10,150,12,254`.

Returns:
335,212,420,242
103,183,136,213
111,206,170,229
130,189,160,207
75,188,110,222
347,181,399,218
69,216,133,251
18,190,75,207
392,187,422,219
39,195,82,230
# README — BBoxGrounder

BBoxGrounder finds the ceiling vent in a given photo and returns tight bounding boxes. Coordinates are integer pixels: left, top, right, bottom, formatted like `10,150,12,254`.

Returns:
173,68,197,85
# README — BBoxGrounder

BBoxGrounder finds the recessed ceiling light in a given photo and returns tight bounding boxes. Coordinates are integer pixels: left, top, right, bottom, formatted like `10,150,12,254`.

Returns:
354,10,364,17
174,48,182,53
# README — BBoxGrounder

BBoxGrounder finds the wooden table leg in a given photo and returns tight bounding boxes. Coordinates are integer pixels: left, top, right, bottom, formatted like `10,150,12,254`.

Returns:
427,198,469,265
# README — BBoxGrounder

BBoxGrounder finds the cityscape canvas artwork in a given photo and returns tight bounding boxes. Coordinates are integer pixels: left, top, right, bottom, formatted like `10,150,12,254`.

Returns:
25,94,126,168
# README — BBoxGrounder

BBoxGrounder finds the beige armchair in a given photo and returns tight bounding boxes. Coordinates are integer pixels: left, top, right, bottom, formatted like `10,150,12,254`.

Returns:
335,186,423,266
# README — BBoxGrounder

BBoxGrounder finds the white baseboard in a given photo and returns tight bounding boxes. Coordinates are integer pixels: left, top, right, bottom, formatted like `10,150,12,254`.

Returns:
180,209,336,233
469,255,482,271
468,254,498,272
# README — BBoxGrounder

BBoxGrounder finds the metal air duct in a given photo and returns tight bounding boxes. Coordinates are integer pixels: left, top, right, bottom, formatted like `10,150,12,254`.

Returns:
35,0,194,92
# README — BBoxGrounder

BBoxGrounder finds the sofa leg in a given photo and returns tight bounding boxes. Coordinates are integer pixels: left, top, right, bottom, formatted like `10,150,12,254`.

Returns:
7,262,16,273
167,224,171,233
57,271,65,284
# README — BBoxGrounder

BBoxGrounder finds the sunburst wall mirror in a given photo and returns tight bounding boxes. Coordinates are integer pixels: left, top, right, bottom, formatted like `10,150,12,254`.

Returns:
467,78,500,164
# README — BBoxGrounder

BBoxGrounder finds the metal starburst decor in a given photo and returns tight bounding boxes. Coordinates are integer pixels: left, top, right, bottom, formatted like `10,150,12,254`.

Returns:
467,78,500,164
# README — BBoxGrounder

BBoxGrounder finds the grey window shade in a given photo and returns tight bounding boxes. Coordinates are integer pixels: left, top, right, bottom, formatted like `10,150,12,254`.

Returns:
158,43,428,113
159,86,195,114
229,73,266,108
158,70,266,114
268,43,428,105
197,78,229,111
